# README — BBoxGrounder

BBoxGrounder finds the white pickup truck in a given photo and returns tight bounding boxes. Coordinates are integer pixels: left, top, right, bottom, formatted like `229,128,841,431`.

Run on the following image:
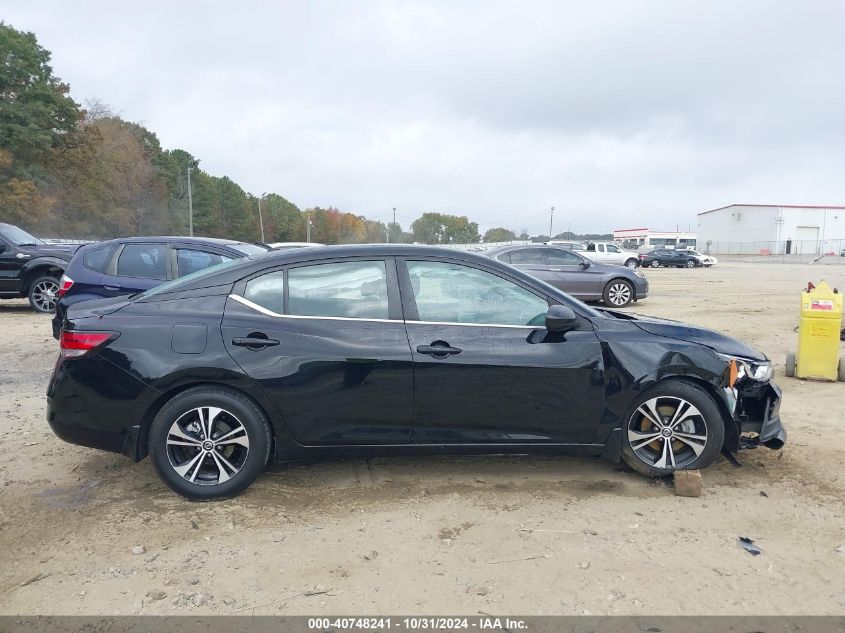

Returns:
582,242,640,268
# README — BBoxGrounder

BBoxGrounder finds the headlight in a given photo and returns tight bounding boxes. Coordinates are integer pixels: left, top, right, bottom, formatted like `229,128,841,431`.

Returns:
717,353,773,384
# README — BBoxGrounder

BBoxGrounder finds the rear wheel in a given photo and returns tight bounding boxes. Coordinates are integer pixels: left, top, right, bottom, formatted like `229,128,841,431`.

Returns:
603,279,634,308
149,386,272,499
621,380,725,477
650,260,660,268
28,275,60,313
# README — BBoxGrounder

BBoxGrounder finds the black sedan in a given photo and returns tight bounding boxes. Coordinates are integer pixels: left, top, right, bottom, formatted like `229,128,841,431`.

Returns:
639,249,702,268
48,245,785,499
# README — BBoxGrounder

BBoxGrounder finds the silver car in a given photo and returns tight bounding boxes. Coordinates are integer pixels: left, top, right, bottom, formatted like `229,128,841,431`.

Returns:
486,244,649,308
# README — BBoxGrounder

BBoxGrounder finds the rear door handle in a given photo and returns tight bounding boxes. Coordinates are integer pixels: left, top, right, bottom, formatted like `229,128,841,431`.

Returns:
232,337,280,348
104,284,121,291
416,343,462,357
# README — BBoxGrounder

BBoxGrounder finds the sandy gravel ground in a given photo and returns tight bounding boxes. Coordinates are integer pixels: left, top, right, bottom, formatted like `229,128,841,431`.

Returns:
0,262,843,615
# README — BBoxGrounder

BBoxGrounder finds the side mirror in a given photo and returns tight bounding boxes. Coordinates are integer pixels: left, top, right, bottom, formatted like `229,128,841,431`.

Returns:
580,259,591,268
545,304,578,332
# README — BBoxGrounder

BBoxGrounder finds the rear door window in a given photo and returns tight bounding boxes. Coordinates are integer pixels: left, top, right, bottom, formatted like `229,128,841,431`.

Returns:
116,243,168,280
507,248,545,265
176,248,233,277
82,244,118,273
288,260,389,320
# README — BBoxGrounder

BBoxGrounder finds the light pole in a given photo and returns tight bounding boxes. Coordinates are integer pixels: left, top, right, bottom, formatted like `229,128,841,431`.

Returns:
257,192,267,243
549,206,555,240
306,210,312,243
187,167,194,237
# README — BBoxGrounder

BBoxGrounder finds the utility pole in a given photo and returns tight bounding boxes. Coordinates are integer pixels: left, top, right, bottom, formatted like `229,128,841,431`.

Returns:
187,167,194,237
306,210,312,243
549,206,555,239
257,192,266,243
388,206,397,243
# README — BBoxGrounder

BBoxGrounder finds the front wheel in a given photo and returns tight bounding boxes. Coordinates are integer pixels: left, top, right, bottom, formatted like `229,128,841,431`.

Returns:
685,260,696,268
28,275,60,313
650,260,660,268
149,386,272,499
621,380,725,477
624,258,638,269
603,279,634,308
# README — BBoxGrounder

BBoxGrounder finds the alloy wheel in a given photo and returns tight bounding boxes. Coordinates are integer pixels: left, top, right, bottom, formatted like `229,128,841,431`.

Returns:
31,279,59,312
626,396,708,469
166,406,250,485
607,282,632,306
650,260,659,268
686,260,695,268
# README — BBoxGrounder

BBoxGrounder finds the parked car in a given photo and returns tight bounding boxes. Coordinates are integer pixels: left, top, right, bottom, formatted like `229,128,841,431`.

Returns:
486,244,648,308
546,240,586,251
582,242,640,268
48,244,784,499
683,249,718,267
268,242,324,250
51,236,269,338
0,223,81,313
639,249,702,268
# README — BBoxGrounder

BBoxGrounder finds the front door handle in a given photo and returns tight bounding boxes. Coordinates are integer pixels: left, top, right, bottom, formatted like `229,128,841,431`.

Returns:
416,342,462,357
232,337,280,348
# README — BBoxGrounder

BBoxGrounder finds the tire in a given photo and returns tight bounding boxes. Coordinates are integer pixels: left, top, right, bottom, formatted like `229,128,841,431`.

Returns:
603,278,634,308
837,357,845,382
28,275,60,313
148,385,272,499
785,352,796,378
621,380,725,477
624,258,638,269
685,260,696,268
650,260,660,268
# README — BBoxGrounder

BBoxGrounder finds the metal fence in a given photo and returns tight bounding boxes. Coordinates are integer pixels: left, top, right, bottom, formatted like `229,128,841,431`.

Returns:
700,239,845,264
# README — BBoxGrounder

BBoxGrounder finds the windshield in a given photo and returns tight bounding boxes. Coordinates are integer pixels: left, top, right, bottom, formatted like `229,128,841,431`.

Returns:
0,225,44,246
230,243,270,256
137,258,242,300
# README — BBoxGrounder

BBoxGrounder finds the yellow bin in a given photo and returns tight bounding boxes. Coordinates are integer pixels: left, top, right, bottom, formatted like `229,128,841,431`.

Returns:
786,281,843,381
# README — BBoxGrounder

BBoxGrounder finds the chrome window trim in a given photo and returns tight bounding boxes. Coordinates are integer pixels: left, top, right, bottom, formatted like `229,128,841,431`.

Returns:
229,294,546,329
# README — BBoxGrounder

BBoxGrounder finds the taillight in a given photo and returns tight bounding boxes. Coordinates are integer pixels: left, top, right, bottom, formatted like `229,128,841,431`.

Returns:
57,274,74,297
59,330,118,359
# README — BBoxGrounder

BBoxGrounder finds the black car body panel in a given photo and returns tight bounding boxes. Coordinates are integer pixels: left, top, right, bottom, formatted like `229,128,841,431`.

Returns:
640,249,701,268
47,245,784,470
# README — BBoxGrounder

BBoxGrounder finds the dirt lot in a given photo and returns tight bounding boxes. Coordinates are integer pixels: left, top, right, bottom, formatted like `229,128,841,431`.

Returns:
1,262,844,615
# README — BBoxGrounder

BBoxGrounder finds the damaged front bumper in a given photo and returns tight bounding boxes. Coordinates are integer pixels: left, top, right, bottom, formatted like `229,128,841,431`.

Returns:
724,381,786,451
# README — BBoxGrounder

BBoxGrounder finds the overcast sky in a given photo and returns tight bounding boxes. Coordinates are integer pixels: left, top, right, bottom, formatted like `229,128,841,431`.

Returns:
5,1,845,235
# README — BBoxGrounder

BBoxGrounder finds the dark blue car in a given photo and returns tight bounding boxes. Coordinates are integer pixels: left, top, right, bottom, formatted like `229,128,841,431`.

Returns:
52,236,268,338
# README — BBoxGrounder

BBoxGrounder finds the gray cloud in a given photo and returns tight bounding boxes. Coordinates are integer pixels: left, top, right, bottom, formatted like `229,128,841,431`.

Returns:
5,0,845,235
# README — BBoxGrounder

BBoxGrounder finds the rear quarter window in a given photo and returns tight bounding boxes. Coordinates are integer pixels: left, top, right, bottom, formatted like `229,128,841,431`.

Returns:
82,244,118,273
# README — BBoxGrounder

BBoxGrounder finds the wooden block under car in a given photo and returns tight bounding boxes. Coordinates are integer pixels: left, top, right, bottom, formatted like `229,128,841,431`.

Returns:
673,469,702,497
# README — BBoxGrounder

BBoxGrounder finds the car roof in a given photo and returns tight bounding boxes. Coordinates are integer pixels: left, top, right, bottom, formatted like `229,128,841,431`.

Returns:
82,235,262,247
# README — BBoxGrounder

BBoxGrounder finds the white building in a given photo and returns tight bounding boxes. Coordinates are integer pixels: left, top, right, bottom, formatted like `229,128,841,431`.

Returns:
696,204,845,254
613,228,697,249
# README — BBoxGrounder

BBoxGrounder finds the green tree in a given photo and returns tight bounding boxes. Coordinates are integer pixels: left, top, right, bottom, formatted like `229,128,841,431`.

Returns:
0,22,82,225
483,227,516,242
411,212,480,244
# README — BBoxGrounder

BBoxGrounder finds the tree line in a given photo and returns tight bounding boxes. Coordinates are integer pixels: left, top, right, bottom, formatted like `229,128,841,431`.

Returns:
1,22,610,246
